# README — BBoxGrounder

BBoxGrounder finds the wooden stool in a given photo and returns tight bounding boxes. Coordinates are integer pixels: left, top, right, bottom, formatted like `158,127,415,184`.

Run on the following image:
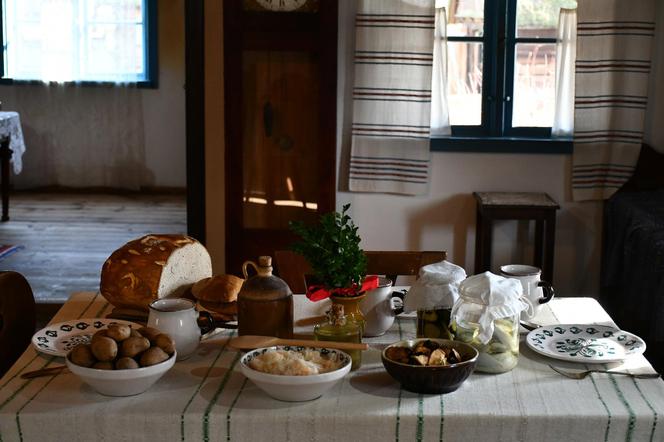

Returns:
473,192,559,282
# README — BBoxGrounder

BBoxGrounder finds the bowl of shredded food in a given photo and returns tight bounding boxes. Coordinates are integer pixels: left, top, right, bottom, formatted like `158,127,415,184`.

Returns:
240,346,352,401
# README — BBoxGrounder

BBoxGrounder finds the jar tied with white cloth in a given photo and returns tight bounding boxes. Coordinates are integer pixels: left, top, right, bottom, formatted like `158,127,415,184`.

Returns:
450,272,533,373
403,260,467,340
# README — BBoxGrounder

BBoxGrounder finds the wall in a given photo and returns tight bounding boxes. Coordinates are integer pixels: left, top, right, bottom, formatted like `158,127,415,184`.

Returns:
335,1,603,297
0,0,186,189
644,0,664,152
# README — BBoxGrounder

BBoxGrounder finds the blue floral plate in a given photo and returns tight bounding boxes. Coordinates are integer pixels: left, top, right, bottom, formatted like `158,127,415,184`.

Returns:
31,318,140,357
526,324,646,363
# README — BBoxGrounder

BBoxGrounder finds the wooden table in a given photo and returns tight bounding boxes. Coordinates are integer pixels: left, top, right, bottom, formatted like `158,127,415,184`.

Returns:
1,292,662,442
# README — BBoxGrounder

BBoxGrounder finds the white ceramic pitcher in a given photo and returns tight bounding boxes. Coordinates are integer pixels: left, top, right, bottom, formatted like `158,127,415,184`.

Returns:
499,264,554,319
148,298,214,360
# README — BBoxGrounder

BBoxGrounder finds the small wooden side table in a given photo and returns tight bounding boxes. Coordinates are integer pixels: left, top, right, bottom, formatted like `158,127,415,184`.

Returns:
0,136,11,222
473,192,560,282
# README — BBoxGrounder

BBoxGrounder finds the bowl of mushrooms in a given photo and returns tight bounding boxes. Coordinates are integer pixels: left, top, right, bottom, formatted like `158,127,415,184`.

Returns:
65,324,176,396
381,339,478,394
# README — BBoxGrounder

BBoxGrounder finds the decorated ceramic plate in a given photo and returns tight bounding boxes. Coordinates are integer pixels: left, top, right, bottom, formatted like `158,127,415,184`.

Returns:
31,318,141,357
526,324,646,363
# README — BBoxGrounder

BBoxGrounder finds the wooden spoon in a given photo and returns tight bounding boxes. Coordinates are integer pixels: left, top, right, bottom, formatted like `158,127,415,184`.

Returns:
229,335,368,352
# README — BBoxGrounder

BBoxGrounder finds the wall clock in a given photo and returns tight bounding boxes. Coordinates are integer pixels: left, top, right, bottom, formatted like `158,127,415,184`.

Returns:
244,0,319,12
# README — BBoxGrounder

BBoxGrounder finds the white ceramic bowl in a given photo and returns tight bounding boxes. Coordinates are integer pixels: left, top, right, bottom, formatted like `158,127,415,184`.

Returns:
65,351,176,397
240,346,352,402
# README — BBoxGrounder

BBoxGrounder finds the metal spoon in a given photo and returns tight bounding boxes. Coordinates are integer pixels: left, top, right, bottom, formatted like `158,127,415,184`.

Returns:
549,364,661,380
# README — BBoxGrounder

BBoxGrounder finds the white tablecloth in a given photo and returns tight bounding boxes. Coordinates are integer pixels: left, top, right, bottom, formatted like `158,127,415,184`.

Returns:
0,111,26,174
0,292,663,442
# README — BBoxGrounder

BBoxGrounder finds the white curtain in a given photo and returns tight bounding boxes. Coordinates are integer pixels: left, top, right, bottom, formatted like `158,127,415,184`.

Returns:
430,7,451,136
552,8,577,137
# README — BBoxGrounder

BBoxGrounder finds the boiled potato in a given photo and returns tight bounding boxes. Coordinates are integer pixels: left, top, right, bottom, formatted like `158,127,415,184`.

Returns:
69,344,95,367
140,347,169,367
155,334,176,355
91,329,109,344
91,336,118,362
115,357,140,370
120,336,151,358
138,326,162,344
130,328,143,338
106,323,131,342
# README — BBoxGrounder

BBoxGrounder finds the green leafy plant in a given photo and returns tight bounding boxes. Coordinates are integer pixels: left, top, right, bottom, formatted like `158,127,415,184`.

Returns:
289,204,367,294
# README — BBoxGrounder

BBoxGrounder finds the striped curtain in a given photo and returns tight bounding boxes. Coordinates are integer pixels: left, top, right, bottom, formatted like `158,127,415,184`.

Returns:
572,0,656,201
348,0,435,196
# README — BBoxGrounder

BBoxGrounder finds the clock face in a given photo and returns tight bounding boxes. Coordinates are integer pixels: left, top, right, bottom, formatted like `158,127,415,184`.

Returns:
255,0,309,12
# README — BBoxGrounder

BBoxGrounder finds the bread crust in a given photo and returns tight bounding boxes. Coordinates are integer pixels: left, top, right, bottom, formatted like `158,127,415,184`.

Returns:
192,275,244,303
100,234,209,311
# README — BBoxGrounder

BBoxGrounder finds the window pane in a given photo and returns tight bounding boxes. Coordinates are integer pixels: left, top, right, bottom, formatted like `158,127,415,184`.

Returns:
448,42,483,126
512,43,556,128
437,0,484,37
516,0,577,38
2,0,147,82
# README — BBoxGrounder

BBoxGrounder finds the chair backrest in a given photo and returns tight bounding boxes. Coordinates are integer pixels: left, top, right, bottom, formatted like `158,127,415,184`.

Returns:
274,250,447,293
0,271,36,377
365,251,447,285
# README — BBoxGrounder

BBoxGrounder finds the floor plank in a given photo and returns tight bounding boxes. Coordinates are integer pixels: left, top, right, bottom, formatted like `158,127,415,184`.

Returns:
0,192,186,310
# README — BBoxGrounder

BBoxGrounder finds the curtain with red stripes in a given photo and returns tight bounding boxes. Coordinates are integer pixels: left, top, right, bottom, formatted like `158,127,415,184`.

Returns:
572,0,656,201
348,0,435,196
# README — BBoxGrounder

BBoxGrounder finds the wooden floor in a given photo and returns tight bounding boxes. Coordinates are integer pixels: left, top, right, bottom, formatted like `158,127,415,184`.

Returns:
0,192,187,311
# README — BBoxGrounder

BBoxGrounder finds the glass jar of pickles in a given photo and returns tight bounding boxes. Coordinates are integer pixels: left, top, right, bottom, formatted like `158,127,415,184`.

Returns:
450,272,531,373
416,308,454,340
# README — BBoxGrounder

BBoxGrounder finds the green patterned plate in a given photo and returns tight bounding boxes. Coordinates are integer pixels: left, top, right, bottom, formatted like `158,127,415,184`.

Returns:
526,324,646,363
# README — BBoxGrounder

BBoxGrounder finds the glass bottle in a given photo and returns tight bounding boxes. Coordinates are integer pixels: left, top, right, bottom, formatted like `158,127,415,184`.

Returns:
238,256,293,338
314,304,362,370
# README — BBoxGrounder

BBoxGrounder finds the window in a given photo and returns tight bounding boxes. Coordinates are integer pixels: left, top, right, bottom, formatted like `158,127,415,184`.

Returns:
433,0,576,149
0,0,156,85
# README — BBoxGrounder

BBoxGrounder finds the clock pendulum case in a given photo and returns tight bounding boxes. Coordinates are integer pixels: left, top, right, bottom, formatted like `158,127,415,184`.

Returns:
223,0,338,274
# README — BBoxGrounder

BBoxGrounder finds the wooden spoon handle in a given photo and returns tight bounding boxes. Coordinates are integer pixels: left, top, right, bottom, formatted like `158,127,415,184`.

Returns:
276,338,368,351
21,365,69,379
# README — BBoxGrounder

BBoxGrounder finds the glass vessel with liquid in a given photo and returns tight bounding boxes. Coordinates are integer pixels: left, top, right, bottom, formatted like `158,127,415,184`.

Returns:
416,308,454,340
314,304,362,370
238,256,293,338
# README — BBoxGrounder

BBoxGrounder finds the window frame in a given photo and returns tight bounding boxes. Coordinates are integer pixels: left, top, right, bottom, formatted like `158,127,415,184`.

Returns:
0,0,158,88
432,0,572,153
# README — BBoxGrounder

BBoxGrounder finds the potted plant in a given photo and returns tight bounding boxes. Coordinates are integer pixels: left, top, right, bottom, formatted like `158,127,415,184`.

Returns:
289,204,378,327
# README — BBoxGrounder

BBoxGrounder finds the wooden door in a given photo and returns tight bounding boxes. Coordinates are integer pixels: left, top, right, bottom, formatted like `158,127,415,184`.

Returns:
223,0,337,275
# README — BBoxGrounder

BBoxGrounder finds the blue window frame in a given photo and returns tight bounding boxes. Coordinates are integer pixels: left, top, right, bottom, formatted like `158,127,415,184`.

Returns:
432,0,574,153
0,0,157,87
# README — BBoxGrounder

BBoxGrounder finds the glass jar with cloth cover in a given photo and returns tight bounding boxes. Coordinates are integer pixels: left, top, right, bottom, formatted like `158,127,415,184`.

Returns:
404,260,466,340
451,272,533,373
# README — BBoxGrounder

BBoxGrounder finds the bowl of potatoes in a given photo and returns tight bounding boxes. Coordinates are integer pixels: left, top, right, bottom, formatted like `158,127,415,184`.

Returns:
65,323,176,397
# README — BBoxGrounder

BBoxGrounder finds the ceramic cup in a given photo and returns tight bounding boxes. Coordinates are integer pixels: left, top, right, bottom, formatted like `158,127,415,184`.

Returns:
147,298,214,360
499,264,555,319
360,277,402,337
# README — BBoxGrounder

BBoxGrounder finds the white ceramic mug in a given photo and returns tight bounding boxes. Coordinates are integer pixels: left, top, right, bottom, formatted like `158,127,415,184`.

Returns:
499,264,555,318
360,277,402,337
148,298,214,361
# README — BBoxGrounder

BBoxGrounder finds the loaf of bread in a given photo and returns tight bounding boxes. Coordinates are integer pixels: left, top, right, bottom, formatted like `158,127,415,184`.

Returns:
191,274,243,320
100,234,212,311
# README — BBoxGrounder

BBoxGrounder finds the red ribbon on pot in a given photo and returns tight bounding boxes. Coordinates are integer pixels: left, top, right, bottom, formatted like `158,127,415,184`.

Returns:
306,275,380,302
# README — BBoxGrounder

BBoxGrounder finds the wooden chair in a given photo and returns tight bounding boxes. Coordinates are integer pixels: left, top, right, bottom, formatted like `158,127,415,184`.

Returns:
274,250,447,293
0,271,36,377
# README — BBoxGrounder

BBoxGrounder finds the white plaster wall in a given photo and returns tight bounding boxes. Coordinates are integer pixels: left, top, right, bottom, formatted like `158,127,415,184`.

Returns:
335,1,603,297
